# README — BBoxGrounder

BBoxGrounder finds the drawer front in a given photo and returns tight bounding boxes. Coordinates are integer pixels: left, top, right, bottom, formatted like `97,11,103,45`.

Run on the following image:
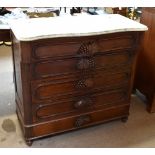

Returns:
32,42,81,60
97,35,134,52
32,33,135,61
32,105,129,137
31,50,132,79
33,88,128,121
31,70,130,102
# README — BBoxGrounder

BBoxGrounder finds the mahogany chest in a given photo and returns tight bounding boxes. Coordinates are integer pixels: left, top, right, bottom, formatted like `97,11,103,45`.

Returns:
11,31,140,145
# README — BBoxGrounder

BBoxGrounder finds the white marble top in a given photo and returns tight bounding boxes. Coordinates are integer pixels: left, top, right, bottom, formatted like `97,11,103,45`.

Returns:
0,24,10,29
10,14,148,41
0,19,10,29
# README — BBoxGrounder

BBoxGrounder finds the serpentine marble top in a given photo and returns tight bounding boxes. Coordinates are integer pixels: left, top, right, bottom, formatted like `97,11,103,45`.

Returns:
10,14,148,41
0,24,10,29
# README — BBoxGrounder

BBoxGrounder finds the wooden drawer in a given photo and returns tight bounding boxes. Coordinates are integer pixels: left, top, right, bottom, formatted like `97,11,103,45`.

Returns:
32,88,128,122
32,105,129,138
32,41,81,60
31,49,132,79
31,33,135,61
97,34,134,52
31,70,130,102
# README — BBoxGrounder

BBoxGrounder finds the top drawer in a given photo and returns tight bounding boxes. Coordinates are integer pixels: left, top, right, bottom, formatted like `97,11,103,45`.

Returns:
32,42,81,60
31,33,135,61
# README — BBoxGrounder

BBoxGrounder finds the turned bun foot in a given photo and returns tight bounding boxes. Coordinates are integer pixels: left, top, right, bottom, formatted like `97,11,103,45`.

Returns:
26,140,33,146
121,116,128,123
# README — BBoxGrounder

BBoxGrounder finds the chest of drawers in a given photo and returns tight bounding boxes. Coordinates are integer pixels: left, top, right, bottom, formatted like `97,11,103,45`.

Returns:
11,31,141,146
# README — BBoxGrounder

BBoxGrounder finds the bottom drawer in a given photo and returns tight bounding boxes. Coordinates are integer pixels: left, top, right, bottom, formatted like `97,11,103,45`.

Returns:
32,104,129,138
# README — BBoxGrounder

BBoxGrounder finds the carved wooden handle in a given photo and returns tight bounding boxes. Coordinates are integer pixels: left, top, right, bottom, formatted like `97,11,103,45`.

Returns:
75,115,91,128
74,98,93,109
76,58,95,70
76,78,94,89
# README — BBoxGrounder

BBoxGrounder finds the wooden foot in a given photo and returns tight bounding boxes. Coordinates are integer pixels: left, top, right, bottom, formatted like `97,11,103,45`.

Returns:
121,116,128,123
26,140,33,146
132,88,137,94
